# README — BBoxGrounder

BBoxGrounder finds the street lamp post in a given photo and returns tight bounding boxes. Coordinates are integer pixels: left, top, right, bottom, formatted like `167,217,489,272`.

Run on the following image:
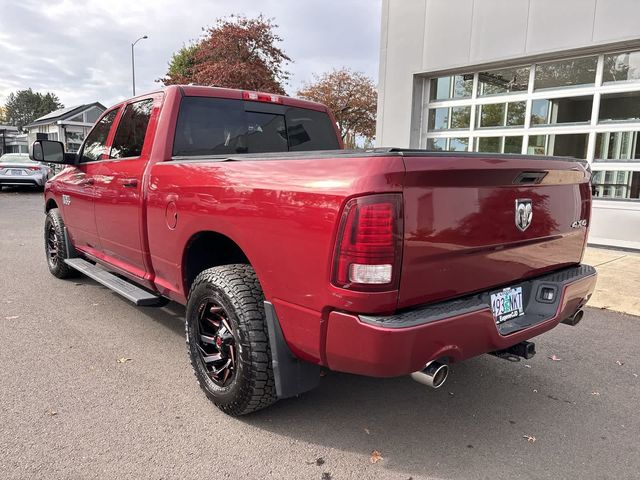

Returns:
131,35,148,96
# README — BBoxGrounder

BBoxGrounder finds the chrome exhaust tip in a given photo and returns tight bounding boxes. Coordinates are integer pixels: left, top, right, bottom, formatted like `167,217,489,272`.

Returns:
562,309,584,326
410,360,449,389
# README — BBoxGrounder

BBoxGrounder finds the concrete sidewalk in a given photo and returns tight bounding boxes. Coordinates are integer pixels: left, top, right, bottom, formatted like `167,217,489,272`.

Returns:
583,246,640,317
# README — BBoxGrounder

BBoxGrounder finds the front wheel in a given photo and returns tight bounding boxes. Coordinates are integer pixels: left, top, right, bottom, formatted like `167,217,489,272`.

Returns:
185,265,277,416
44,208,76,279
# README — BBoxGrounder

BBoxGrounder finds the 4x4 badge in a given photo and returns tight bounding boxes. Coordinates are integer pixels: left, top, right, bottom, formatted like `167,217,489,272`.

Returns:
515,199,532,232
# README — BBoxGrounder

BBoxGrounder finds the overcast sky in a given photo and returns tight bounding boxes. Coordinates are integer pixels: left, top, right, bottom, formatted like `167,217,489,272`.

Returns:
0,0,382,109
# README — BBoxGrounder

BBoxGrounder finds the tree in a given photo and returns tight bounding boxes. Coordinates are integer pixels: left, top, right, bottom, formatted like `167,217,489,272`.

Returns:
163,44,199,85
4,89,63,130
297,68,377,148
0,106,7,124
161,15,290,94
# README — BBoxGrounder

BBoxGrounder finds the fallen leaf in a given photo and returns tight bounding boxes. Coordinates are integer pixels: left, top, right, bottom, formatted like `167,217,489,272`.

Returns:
364,428,370,435
321,473,332,480
523,435,536,443
616,360,624,366
116,357,132,364
315,458,325,466
4,315,19,320
524,364,532,368
591,391,600,396
370,450,383,464
45,409,57,416
549,355,562,361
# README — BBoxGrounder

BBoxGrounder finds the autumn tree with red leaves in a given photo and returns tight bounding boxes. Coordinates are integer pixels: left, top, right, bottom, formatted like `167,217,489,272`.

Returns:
161,15,290,95
297,68,377,148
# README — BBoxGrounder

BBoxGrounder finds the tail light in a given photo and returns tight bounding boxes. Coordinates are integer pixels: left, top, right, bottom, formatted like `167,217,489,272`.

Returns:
242,91,282,104
332,194,403,292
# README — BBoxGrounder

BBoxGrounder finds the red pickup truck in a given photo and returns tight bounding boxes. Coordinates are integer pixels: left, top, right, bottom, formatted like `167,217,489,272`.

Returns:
32,85,597,416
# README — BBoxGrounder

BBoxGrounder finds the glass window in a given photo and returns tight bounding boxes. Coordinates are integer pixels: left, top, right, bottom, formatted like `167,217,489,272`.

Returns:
428,108,449,131
527,133,588,159
450,106,471,129
429,75,473,101
477,101,526,128
552,133,589,159
530,96,592,126
506,102,526,126
595,132,640,161
527,135,547,155
85,108,102,124
65,130,85,153
428,106,470,131
477,103,505,128
449,137,469,152
476,137,502,153
603,51,640,83
173,97,338,157
426,138,447,151
534,56,598,90
110,99,154,159
599,92,640,123
478,66,530,96
504,136,523,154
79,109,119,163
591,170,640,199
285,107,340,151
430,77,452,101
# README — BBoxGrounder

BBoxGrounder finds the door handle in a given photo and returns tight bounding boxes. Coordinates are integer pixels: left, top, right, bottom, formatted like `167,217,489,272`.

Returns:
119,178,138,188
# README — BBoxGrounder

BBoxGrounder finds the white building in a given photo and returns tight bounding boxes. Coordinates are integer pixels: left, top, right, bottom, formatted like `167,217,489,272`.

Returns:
376,0,640,250
25,103,105,153
0,125,27,155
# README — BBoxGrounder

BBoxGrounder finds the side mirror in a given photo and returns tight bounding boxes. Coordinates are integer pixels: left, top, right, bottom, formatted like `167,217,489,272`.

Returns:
30,140,74,164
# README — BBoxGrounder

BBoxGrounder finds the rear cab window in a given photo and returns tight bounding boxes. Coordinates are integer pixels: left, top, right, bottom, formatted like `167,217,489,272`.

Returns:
110,99,154,159
173,97,340,157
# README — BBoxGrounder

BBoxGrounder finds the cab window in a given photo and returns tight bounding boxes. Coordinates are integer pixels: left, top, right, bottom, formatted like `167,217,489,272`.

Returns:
79,109,119,163
110,99,154,159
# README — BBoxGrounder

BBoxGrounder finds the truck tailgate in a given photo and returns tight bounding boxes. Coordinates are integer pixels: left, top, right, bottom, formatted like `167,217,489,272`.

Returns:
399,154,591,309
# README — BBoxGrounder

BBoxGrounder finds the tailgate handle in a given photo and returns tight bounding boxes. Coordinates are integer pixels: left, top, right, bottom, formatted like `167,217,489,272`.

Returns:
514,171,547,185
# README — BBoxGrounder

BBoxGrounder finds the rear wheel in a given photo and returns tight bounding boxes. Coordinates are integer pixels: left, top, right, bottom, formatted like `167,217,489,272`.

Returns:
44,208,76,279
185,265,277,416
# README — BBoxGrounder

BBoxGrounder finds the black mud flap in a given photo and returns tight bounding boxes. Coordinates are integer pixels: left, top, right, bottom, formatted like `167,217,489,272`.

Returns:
264,301,321,399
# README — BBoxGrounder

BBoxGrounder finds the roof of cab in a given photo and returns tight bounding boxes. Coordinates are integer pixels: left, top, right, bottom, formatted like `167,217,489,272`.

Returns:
173,85,329,112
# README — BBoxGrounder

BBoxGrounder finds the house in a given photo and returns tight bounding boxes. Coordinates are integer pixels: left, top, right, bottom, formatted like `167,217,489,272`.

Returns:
25,102,106,153
0,125,27,155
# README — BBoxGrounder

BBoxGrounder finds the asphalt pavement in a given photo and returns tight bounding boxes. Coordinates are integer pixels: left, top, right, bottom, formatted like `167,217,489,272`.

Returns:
1,187,638,480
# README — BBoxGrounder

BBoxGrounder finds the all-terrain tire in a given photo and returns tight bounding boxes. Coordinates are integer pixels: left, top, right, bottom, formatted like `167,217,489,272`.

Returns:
185,264,277,416
44,208,77,279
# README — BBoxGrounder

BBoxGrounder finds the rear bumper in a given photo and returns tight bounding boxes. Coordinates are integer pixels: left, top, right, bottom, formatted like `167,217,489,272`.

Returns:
0,174,46,186
324,265,597,377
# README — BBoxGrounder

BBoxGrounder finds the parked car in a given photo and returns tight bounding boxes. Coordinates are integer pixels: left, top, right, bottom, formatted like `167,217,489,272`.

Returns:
31,85,597,416
0,153,51,190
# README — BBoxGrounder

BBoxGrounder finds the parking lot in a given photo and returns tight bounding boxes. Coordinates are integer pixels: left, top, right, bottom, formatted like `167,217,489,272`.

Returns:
1,188,638,480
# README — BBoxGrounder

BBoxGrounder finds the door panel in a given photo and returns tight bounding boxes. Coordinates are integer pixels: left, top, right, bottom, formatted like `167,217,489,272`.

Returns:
60,108,120,250
93,97,158,278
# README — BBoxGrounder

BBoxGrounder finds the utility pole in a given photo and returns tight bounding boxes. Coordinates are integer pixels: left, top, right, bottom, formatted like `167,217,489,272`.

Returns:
131,35,148,96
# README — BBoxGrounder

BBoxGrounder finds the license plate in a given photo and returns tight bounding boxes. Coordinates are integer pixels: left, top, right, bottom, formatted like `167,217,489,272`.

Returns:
490,286,524,324
10,169,24,176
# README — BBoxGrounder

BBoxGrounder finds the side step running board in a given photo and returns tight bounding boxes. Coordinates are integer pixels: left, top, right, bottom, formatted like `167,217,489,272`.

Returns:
64,258,163,306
